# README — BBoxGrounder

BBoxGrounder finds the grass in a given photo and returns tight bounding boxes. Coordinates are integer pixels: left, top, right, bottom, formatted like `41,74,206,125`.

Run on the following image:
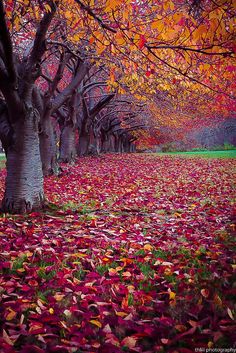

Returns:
0,153,6,169
157,150,236,158
0,150,235,172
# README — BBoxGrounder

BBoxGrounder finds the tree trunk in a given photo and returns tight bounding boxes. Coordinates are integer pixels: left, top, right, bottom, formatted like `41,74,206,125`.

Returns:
77,133,90,156
2,113,44,214
59,124,77,162
39,116,59,176
94,136,101,154
117,136,124,153
101,136,109,153
130,143,136,152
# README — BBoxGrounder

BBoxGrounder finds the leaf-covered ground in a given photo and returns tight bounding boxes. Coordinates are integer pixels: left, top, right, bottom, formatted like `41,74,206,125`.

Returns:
0,154,235,353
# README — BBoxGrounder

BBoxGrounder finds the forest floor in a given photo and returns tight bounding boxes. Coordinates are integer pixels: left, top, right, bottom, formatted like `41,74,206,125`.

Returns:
0,154,235,353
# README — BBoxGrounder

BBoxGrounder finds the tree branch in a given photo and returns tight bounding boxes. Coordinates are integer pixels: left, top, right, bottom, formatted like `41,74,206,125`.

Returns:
146,44,234,56
90,93,115,119
0,0,17,86
74,0,117,33
29,1,57,67
51,61,88,112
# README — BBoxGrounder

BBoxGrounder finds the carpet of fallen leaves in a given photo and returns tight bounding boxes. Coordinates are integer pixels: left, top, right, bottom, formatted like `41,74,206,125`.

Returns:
0,154,235,353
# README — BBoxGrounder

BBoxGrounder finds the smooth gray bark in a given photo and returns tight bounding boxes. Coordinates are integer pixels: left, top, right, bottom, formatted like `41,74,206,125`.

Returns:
77,133,90,156
39,116,59,176
2,111,44,213
59,124,77,162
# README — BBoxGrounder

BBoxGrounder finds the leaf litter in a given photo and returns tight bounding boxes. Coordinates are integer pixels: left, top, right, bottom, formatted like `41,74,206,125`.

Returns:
0,154,235,352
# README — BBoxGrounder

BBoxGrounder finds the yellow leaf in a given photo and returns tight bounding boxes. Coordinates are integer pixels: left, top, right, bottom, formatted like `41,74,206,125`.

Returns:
45,4,52,12
151,21,164,32
144,243,153,251
90,319,102,328
208,341,214,348
6,308,17,321
169,291,176,300
49,308,54,314
17,268,25,273
169,1,175,11
115,311,128,317
72,252,87,258
72,33,82,41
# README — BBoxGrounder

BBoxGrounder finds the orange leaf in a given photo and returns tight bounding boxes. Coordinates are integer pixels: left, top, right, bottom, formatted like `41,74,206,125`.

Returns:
90,319,102,328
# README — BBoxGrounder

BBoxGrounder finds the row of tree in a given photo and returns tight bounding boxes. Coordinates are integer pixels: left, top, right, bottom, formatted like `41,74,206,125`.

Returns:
0,0,149,213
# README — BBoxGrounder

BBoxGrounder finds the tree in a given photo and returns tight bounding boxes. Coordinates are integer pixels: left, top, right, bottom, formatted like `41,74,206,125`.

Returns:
0,1,58,213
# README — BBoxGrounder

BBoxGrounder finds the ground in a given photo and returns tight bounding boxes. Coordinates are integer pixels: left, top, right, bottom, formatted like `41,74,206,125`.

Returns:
0,154,235,353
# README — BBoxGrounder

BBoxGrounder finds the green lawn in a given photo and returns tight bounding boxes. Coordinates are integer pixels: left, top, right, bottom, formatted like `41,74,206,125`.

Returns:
157,150,236,158
0,151,235,171
0,153,6,169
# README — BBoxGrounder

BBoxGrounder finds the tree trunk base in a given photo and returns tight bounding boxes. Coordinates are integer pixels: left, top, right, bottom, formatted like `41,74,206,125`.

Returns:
2,193,44,214
2,113,44,214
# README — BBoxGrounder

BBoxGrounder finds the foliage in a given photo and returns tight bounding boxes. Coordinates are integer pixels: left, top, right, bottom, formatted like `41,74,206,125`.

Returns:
1,0,236,148
211,144,236,151
0,154,235,352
